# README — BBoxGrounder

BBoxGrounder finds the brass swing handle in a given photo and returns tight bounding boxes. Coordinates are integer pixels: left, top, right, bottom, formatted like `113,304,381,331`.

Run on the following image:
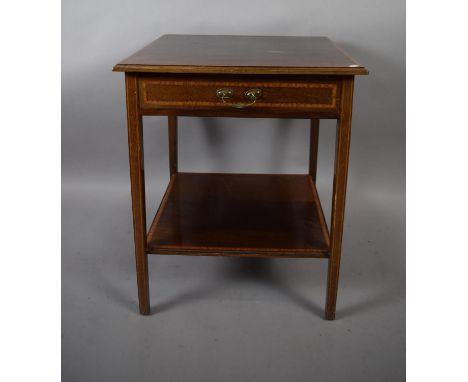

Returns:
216,88,262,109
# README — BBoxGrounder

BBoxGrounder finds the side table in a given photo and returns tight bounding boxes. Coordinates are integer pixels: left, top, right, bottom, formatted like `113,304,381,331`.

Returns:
113,34,368,320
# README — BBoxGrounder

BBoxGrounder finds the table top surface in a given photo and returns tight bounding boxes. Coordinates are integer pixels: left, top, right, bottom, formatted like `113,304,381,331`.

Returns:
113,34,368,75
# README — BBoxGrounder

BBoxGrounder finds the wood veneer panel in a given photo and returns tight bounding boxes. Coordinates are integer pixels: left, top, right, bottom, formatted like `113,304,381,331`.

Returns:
114,35,368,75
147,173,330,258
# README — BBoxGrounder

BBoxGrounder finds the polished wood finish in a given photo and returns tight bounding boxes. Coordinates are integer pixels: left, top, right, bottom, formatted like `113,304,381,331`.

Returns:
309,119,320,181
139,76,340,113
168,116,178,176
113,35,368,76
147,173,329,258
125,73,150,315
141,107,340,119
325,77,355,320
116,35,368,319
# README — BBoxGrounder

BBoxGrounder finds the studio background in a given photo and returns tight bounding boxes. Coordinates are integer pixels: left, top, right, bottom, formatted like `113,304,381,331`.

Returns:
62,1,405,381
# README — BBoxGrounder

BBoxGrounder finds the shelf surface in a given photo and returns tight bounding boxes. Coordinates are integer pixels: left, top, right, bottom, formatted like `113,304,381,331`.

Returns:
147,173,330,258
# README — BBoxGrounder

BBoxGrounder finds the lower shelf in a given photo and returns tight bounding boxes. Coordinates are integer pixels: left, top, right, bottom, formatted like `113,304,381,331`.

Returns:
147,173,330,258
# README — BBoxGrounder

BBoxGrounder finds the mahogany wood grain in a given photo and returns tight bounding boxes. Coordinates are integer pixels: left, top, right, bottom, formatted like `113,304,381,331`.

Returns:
168,116,178,176
147,173,330,258
309,119,320,181
113,35,368,76
115,35,368,319
139,76,341,113
141,107,340,119
325,77,355,320
308,176,330,249
125,73,150,315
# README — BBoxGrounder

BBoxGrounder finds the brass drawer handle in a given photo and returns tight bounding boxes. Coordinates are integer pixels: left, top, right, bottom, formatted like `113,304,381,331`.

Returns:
216,88,262,109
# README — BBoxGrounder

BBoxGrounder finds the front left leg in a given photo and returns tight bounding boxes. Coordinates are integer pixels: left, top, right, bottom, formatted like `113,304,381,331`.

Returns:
125,73,150,315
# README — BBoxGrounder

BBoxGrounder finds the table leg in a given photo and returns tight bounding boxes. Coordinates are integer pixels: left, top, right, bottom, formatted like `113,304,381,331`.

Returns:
125,73,150,315
168,116,178,176
325,77,354,320
309,119,320,182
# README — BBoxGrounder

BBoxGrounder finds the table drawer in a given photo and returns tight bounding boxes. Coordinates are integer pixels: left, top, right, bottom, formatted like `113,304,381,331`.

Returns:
139,77,341,112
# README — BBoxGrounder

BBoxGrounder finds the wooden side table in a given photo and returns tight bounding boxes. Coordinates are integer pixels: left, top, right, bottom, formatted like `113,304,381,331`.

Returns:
113,35,368,320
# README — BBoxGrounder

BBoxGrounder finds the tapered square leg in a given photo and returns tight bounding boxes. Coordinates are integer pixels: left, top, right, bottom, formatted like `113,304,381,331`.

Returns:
325,77,354,320
309,119,320,182
168,115,178,176
125,73,150,315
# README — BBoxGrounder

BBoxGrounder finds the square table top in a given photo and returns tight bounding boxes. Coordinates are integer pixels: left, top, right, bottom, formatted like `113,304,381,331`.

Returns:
113,34,368,76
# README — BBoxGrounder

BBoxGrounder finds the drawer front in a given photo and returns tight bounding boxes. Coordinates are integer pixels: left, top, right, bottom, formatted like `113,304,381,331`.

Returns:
139,77,341,112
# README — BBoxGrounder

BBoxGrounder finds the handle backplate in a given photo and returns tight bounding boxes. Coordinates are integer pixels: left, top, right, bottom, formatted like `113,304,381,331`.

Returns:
216,88,262,109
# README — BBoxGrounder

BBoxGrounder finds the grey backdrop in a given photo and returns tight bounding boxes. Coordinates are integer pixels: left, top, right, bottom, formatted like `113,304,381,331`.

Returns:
62,1,405,381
